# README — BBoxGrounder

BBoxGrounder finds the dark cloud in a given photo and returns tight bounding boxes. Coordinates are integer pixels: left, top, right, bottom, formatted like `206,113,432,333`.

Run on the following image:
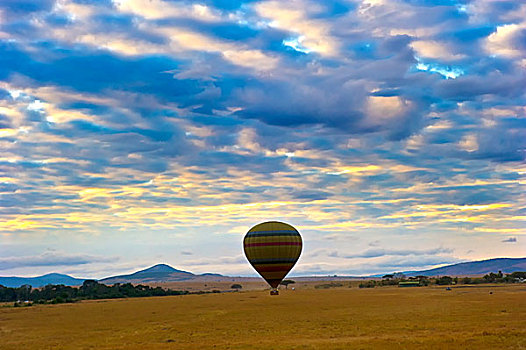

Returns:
0,114,12,129
0,0,55,16
401,0,459,7
471,125,526,162
0,43,198,104
368,256,462,270
291,190,330,201
0,251,119,270
435,73,526,101
368,240,381,247
0,182,18,193
297,256,463,276
184,255,246,266
333,247,454,259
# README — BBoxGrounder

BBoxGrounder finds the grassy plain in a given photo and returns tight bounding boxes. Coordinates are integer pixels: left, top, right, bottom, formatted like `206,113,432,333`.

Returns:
1,284,525,349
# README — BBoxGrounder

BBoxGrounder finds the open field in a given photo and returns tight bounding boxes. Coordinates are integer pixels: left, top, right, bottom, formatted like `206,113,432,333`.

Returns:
1,284,525,349
153,277,367,292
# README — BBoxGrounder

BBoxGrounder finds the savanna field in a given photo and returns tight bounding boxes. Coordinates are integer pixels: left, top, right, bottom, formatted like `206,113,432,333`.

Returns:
1,283,525,350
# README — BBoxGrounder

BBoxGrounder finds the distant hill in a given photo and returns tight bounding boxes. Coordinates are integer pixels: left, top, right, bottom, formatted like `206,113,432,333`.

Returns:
3,259,524,288
0,264,221,288
0,273,85,288
99,264,221,284
405,257,526,277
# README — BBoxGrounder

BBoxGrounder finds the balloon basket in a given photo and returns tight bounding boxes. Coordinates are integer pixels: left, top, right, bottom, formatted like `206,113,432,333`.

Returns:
270,290,279,296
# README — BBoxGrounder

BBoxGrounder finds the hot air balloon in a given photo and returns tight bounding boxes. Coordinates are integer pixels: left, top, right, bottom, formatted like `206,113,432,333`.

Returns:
243,221,302,295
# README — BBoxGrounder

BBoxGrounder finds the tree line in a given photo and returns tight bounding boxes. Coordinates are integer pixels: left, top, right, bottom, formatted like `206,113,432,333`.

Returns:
0,279,190,305
359,271,526,288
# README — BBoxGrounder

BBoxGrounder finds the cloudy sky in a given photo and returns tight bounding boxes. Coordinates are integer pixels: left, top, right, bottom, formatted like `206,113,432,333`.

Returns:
0,0,524,279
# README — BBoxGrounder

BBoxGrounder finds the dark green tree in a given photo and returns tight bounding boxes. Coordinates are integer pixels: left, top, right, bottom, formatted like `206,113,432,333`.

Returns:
436,276,453,285
230,284,242,290
280,280,295,289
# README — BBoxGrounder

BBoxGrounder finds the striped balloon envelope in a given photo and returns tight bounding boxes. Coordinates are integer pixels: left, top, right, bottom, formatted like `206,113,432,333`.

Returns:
243,221,302,292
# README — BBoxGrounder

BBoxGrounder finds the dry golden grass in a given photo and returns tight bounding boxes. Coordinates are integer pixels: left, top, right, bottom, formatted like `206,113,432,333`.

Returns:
154,277,365,292
1,284,525,349
153,279,270,292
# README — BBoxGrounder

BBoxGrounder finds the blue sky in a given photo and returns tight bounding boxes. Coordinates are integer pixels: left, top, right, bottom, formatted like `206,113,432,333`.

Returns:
0,0,524,278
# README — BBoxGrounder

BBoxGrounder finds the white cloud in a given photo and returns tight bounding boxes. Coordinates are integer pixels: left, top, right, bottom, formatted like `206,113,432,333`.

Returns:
486,24,526,58
366,96,410,122
458,134,479,152
411,40,465,61
255,0,338,56
114,0,222,21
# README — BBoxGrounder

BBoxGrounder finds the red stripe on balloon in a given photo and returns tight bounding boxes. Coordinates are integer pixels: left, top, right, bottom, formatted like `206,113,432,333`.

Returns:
253,264,294,272
245,242,301,247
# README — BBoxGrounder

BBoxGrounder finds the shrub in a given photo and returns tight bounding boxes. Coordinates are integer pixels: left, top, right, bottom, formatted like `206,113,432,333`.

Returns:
315,283,344,289
436,276,453,285
359,281,376,288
